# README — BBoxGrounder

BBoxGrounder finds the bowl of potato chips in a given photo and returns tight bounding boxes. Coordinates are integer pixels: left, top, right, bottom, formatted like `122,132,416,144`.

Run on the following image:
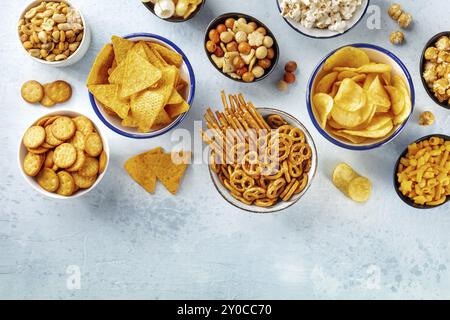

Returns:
307,44,415,150
87,33,195,139
394,135,450,209
18,110,109,199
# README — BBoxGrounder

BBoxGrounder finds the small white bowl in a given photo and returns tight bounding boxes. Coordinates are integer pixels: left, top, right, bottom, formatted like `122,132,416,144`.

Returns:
18,110,110,199
18,0,91,67
276,0,370,39
209,107,318,214
307,43,415,151
89,33,195,139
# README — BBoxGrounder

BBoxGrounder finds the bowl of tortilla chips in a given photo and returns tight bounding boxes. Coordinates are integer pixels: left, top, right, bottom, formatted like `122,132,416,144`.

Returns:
87,33,195,139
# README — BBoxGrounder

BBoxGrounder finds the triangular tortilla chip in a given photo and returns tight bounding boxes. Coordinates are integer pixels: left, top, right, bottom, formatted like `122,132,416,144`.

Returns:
144,151,191,195
130,90,165,132
149,43,183,67
142,42,166,69
86,43,115,86
149,66,178,105
165,100,190,118
124,147,163,193
108,59,126,84
154,110,172,126
111,36,134,64
120,50,162,99
167,89,184,105
88,84,130,119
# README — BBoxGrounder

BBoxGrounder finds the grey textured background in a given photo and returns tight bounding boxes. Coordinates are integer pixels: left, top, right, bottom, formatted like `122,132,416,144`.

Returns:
1,0,449,299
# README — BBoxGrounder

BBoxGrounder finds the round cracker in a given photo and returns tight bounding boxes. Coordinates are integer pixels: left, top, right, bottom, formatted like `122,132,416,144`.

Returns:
40,84,56,107
72,172,97,189
98,150,107,174
44,116,60,127
44,150,54,168
73,116,94,136
21,80,44,103
67,149,86,172
53,143,77,168
56,171,75,196
37,168,59,192
84,132,103,157
45,125,63,146
23,126,45,149
27,146,49,154
78,156,99,177
36,116,50,127
69,131,85,150
46,80,72,103
51,116,76,141
23,152,44,176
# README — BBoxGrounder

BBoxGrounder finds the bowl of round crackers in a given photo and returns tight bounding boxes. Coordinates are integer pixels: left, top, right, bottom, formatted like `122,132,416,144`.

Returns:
87,34,195,139
18,110,109,198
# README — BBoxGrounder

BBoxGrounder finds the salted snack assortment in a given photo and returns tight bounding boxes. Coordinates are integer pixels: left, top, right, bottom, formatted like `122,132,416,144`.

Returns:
18,1,84,62
312,46,412,145
87,36,190,133
280,0,362,33
206,16,276,82
21,115,106,196
125,147,191,195
423,35,450,105
332,163,372,203
21,80,72,107
202,92,313,208
397,137,450,207
143,0,203,20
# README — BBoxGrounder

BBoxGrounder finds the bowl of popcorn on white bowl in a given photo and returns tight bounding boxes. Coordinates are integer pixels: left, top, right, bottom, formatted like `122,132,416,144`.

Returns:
18,0,91,67
276,0,370,39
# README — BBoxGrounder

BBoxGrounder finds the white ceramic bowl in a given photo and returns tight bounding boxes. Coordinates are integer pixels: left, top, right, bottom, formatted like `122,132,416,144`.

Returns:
209,108,318,214
276,0,370,39
89,33,195,139
18,110,110,199
18,0,91,67
307,43,415,151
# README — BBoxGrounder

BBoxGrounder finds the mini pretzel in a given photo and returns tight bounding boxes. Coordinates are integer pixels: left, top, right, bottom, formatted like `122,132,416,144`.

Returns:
255,198,278,207
282,160,291,183
267,115,288,129
268,133,292,162
288,162,304,178
224,178,243,197
289,127,306,143
242,151,262,176
243,187,266,202
230,169,255,193
289,143,310,166
294,173,309,195
282,180,300,201
231,192,253,206
266,178,286,199
277,124,294,136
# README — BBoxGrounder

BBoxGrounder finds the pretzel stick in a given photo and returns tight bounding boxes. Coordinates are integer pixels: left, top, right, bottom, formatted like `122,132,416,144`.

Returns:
246,101,271,131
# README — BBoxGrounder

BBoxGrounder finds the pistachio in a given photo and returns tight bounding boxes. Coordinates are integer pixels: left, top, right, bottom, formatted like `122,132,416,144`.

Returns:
55,54,67,61
38,30,48,43
28,49,41,58
46,54,56,62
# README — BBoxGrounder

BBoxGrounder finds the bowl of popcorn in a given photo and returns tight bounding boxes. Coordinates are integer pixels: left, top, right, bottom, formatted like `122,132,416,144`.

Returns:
276,0,370,39
142,0,205,22
421,32,450,110
18,0,90,67
204,13,279,83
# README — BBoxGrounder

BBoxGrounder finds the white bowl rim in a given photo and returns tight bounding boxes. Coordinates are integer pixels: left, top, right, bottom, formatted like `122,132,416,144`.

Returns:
208,107,318,214
306,43,416,151
17,109,110,199
18,0,89,66
88,33,196,139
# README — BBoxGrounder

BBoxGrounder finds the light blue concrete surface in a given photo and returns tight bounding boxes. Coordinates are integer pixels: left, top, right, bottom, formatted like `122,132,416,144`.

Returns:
1,0,449,299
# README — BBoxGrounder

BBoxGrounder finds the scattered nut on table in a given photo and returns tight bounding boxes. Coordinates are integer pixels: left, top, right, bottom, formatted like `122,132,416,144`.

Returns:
18,1,84,62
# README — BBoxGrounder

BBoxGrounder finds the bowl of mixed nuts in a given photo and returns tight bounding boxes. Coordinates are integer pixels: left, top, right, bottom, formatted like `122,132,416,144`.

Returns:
421,32,450,110
18,1,91,67
204,13,279,83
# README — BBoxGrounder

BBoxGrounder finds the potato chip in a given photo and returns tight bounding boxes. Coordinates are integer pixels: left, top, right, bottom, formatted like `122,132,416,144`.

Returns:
385,86,405,115
337,70,360,81
348,177,372,203
313,93,334,128
332,163,358,194
364,115,394,131
149,43,183,67
316,72,338,94
88,84,130,119
86,43,115,86
111,35,134,64
165,100,190,118
393,84,412,125
331,97,375,129
363,73,377,91
367,76,391,112
328,128,367,144
334,78,366,112
381,72,391,86
342,120,394,139
323,47,370,72
356,63,392,74
124,147,163,193
332,163,372,203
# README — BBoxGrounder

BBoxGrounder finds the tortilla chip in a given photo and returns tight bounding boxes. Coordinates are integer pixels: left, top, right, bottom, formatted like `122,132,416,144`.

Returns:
120,50,162,98
108,59,126,84
149,66,178,105
86,43,115,86
144,151,191,195
165,100,190,118
124,147,163,193
88,84,130,119
149,43,183,67
154,110,172,126
167,89,184,105
130,90,165,132
111,36,134,64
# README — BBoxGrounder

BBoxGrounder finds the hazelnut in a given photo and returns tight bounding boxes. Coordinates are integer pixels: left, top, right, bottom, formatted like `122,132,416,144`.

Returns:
284,72,296,84
209,29,220,43
277,80,288,92
258,58,271,69
285,61,297,73
255,46,268,59
225,18,235,29
206,40,217,53
216,24,227,34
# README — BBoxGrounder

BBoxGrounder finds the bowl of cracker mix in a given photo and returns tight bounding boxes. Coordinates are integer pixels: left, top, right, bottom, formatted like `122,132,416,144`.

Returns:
202,91,317,213
142,0,205,22
87,33,195,139
18,110,109,199
204,13,279,83
276,0,370,39
421,32,450,110
394,135,450,209
18,1,91,67
307,44,415,151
